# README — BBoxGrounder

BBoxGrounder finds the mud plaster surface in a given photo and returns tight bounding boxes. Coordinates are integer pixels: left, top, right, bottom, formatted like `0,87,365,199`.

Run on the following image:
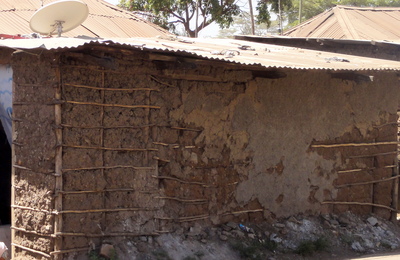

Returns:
11,49,400,259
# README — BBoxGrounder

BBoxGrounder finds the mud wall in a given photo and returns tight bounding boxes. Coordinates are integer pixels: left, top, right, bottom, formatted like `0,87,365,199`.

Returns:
11,46,399,259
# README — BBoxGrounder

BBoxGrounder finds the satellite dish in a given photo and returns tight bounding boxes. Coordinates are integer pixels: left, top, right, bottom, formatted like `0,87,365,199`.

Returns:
30,0,89,37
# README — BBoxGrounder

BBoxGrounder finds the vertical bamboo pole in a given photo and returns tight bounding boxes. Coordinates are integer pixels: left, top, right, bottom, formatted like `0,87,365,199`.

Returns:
391,168,399,221
11,82,16,259
144,89,150,166
54,62,63,259
100,70,106,231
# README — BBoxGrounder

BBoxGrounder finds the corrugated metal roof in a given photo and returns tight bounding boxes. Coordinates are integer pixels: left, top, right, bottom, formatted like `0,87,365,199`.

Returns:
2,37,400,71
284,5,400,40
0,0,171,38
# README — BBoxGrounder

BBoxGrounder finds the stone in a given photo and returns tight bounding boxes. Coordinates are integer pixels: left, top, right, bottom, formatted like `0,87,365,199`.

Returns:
136,242,147,253
248,233,256,239
222,230,231,236
232,230,245,238
201,239,207,244
270,233,282,243
219,235,228,241
100,244,114,258
139,236,147,242
274,223,285,228
226,222,238,230
351,242,365,252
221,224,232,232
367,217,378,226
329,219,339,226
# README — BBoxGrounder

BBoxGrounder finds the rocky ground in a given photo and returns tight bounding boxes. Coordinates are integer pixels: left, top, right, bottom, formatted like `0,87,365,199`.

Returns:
91,212,400,260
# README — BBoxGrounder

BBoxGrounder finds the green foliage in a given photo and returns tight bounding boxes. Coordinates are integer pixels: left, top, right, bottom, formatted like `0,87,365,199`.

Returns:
124,0,240,37
295,237,330,256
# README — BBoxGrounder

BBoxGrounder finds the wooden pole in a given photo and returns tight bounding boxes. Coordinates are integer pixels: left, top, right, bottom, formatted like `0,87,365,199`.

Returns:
248,0,255,35
54,61,63,260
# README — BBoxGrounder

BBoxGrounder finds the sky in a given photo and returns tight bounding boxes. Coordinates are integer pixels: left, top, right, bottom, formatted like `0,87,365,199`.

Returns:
103,0,255,38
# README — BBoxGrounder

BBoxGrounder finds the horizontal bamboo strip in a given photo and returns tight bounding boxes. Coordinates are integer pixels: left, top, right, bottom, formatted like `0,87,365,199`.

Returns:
335,175,400,188
150,75,175,87
373,122,397,128
321,201,396,212
59,207,157,214
312,141,398,148
154,196,208,203
14,102,53,106
58,188,155,195
152,175,209,186
338,168,375,174
62,165,156,172
11,226,55,238
221,209,264,216
62,145,157,152
12,205,56,215
12,243,51,258
13,164,55,175
156,214,210,222
170,126,202,132
55,232,159,237
61,123,155,129
17,83,47,87
348,151,397,159
50,247,90,255
153,156,171,163
385,165,397,168
64,100,160,109
64,83,159,92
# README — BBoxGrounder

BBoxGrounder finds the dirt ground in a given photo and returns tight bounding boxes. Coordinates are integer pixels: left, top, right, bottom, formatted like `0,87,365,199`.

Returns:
82,212,400,260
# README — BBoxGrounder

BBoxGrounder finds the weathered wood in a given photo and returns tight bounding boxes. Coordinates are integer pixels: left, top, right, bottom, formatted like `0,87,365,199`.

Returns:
12,243,51,258
335,175,400,188
64,100,161,109
321,201,396,212
312,141,398,148
152,175,208,186
62,165,155,172
62,145,158,152
54,63,63,260
58,207,157,214
11,226,56,238
64,83,159,92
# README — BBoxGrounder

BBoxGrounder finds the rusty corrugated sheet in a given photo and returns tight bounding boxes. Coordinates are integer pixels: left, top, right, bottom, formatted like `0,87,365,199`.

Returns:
1,37,400,71
285,5,400,40
0,0,171,38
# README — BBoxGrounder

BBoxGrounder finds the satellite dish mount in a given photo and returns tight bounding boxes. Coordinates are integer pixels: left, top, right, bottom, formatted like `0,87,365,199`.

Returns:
30,0,89,37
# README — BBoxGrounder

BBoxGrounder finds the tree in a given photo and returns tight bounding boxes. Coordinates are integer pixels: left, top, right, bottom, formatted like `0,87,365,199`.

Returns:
216,11,270,38
122,0,241,37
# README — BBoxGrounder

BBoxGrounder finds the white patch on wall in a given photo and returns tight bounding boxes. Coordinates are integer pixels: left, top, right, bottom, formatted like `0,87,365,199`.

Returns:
0,64,12,145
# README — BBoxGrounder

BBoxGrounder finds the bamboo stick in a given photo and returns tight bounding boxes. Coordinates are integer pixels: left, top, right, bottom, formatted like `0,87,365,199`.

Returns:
54,65,63,260
311,141,398,148
11,226,56,238
50,247,90,255
321,201,396,212
154,196,208,203
60,123,155,129
58,188,137,194
11,112,16,259
11,205,56,215
62,165,155,172
152,175,208,186
348,151,397,159
62,145,158,152
64,83,159,92
335,175,400,188
373,122,397,128
178,216,210,222
150,75,175,87
338,168,374,174
58,207,157,214
170,126,202,132
55,232,159,237
13,164,55,174
221,209,264,216
152,156,170,163
12,243,51,258
64,100,161,109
